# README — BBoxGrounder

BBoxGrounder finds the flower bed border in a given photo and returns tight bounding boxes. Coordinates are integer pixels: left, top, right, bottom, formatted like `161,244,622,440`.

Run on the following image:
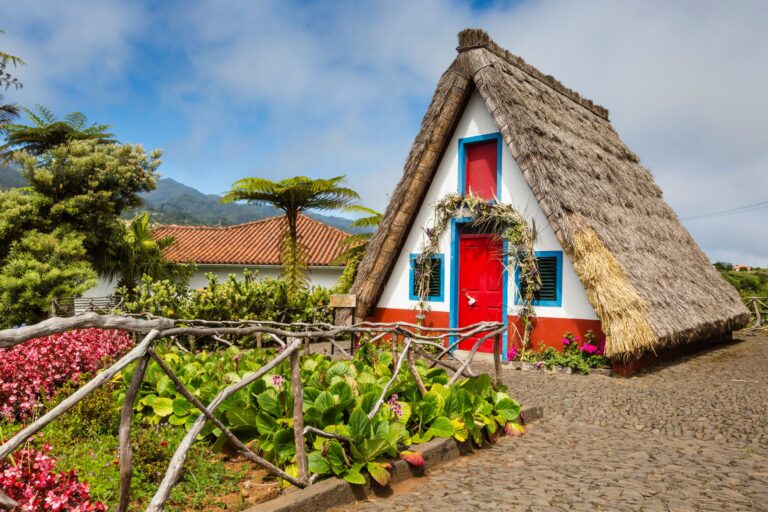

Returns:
506,361,612,376
248,405,544,512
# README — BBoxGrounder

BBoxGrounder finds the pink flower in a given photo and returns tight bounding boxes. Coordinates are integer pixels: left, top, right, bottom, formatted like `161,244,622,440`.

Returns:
0,446,107,511
271,374,284,388
508,347,519,360
0,329,132,421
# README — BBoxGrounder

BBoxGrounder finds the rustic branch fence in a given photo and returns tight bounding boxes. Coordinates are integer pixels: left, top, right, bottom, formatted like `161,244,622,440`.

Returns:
0,314,506,512
746,297,768,328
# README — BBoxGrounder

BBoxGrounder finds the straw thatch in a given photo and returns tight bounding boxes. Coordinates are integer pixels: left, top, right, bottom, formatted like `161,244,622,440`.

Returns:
350,28,749,360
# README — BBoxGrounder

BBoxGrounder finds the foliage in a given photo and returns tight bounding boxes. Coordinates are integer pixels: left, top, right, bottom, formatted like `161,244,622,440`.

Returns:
0,329,132,420
0,29,24,126
515,330,610,374
123,341,522,486
13,140,161,275
719,268,768,299
333,205,381,293
221,175,359,296
0,443,107,511
0,230,96,327
119,271,332,325
1,106,114,160
108,212,188,291
0,189,45,262
418,193,538,346
1,413,248,511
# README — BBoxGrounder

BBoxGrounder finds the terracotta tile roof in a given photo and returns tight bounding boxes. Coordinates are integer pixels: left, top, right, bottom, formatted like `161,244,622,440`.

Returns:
153,214,349,266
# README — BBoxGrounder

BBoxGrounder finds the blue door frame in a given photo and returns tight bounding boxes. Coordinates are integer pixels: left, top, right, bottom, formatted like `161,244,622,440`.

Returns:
451,132,508,360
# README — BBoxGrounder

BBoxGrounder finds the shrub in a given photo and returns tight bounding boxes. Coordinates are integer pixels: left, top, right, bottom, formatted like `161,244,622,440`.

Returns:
516,330,610,374
123,342,523,487
0,329,133,420
0,444,106,511
119,271,332,324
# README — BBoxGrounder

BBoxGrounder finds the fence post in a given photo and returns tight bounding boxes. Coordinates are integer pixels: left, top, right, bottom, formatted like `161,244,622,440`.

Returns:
290,339,309,485
754,299,763,328
493,333,502,387
330,294,356,355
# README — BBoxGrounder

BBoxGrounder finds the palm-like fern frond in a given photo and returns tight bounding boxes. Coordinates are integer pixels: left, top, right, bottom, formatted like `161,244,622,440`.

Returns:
1,106,114,161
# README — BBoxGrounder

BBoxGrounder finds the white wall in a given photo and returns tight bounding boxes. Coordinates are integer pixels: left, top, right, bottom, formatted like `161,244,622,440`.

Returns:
376,91,597,320
84,265,343,297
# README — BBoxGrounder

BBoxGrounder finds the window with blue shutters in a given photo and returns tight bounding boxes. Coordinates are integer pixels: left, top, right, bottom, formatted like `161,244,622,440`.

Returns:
409,254,444,302
515,251,562,307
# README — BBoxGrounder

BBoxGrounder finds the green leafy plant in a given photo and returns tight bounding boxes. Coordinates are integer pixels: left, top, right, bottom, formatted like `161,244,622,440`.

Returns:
121,340,524,488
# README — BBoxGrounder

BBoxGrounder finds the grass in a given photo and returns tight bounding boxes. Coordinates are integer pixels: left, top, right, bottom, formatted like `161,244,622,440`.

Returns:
719,268,768,300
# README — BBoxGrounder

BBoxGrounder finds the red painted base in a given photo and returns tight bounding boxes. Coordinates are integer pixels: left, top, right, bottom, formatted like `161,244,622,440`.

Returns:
367,307,603,357
611,331,734,377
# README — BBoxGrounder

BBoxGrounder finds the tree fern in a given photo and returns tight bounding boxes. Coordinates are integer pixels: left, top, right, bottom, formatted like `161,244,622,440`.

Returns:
222,175,359,295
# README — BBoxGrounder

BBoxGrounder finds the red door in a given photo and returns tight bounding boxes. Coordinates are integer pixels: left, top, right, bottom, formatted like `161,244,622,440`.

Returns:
458,233,504,351
464,140,497,200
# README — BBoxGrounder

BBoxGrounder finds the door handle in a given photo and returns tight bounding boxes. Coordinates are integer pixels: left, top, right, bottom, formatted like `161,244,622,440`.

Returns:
465,291,476,307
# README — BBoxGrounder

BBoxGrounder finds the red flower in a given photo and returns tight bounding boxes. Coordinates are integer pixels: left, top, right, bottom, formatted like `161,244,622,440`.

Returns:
0,329,132,420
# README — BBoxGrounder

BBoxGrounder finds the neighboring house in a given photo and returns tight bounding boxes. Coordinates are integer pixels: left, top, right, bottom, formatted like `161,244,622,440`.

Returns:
732,265,753,272
85,214,347,296
349,29,749,375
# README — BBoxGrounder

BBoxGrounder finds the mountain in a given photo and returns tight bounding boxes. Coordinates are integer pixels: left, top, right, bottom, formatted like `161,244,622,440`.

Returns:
0,166,27,189
0,168,362,233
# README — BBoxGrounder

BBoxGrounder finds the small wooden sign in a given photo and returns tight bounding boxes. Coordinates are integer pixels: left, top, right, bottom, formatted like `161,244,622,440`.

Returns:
329,294,356,309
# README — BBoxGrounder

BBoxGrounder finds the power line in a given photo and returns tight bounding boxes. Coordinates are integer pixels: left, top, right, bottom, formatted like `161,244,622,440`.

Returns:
680,200,768,221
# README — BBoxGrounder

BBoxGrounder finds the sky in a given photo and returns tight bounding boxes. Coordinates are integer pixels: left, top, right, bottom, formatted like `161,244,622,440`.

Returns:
2,0,767,266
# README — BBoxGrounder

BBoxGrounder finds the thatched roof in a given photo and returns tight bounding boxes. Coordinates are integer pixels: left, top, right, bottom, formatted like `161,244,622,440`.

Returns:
351,28,749,360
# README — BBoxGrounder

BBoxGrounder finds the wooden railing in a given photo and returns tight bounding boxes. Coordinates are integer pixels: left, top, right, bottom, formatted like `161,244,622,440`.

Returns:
0,314,505,512
745,297,768,328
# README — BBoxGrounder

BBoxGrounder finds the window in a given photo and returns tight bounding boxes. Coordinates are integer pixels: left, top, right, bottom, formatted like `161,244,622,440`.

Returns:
409,254,444,302
458,133,502,201
515,251,562,307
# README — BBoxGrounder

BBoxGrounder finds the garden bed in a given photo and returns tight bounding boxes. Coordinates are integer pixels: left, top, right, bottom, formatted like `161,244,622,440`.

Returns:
506,361,612,376
1,318,524,511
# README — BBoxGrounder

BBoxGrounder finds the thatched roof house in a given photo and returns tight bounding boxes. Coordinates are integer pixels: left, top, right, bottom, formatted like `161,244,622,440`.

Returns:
350,29,749,367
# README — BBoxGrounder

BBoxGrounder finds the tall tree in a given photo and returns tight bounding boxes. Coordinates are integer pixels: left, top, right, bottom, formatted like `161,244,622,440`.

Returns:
1,106,114,161
13,140,161,275
222,175,359,294
0,229,96,327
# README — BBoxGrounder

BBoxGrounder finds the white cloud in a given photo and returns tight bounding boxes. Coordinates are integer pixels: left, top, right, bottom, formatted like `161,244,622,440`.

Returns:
5,0,766,266
1,0,144,108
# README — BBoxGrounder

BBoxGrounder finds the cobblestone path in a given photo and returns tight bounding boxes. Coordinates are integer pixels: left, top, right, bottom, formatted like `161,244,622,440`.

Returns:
340,333,768,511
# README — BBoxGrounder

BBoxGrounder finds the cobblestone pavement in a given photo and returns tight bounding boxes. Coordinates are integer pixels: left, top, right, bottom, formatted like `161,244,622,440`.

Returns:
340,333,768,511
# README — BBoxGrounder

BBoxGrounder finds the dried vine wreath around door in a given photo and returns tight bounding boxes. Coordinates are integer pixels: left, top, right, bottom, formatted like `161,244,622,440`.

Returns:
414,193,540,350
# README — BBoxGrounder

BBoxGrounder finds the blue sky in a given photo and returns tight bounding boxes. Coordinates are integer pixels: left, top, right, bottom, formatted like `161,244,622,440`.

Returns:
3,0,767,265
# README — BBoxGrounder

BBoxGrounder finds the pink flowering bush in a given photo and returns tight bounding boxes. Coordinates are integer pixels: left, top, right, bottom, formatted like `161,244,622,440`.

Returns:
0,329,133,420
514,330,610,373
0,444,106,511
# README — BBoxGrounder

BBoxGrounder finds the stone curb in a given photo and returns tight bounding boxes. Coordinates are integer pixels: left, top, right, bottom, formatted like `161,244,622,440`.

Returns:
248,406,543,512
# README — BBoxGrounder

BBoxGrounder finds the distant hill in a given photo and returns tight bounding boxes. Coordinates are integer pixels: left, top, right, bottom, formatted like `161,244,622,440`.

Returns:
0,168,363,233
0,165,27,189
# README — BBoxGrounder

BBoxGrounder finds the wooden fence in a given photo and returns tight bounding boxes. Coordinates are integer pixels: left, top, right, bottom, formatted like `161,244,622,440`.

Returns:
0,314,505,512
745,297,768,327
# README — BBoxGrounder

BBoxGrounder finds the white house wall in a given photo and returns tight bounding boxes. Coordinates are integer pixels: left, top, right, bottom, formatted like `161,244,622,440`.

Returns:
85,265,343,297
376,91,597,321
